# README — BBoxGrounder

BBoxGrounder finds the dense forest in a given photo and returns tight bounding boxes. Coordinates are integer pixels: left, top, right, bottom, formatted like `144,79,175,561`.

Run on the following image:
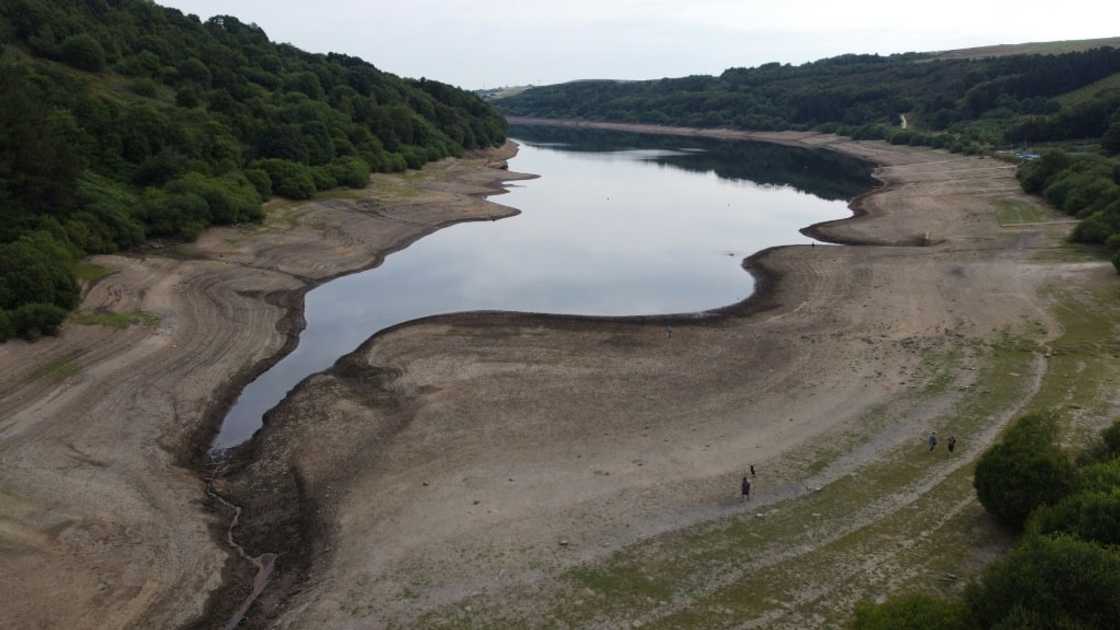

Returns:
498,48,1120,149
0,0,507,341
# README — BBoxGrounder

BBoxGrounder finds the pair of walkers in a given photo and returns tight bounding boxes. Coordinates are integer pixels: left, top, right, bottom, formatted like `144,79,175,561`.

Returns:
928,431,957,453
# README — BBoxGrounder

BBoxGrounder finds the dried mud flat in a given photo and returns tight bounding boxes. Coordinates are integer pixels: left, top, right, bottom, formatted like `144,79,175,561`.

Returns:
0,144,529,630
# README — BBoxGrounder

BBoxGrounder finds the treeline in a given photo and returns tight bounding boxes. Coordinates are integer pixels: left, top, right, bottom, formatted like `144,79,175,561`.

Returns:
854,415,1120,629
0,0,506,341
499,48,1120,148
1017,150,1120,266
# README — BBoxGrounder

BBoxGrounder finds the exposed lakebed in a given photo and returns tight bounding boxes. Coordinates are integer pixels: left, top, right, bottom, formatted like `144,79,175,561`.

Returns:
212,126,872,449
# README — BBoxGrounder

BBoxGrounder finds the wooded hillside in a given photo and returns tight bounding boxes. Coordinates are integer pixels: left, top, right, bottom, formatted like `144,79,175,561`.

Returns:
0,0,507,340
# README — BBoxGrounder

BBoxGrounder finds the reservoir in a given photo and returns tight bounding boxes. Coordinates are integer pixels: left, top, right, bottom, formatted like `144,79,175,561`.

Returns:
212,126,872,450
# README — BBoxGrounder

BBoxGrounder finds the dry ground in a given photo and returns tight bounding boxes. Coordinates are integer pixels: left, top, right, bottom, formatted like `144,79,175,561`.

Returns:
215,122,1120,628
0,145,526,630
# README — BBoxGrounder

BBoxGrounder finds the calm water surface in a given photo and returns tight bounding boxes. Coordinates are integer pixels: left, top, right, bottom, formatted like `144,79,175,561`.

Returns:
212,128,871,449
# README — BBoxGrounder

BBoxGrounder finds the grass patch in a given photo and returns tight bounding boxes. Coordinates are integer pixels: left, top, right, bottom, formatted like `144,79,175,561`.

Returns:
993,198,1056,225
1031,240,1111,263
69,309,160,330
1056,71,1120,107
73,262,114,283
31,358,80,381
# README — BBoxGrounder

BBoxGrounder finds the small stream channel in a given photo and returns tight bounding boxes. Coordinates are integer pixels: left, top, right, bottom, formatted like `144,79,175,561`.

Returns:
205,126,873,626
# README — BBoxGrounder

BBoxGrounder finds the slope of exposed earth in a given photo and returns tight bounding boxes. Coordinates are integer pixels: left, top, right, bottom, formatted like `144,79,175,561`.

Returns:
0,144,527,630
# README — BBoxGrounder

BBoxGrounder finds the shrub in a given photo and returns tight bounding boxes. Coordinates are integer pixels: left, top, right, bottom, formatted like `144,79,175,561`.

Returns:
175,88,201,108
252,159,316,199
1072,212,1113,244
1029,489,1120,545
309,166,337,191
60,34,105,72
1103,420,1120,455
851,593,974,630
10,303,69,340
329,157,370,188
965,534,1120,629
974,414,1075,530
0,310,13,341
165,172,262,225
244,168,272,200
1077,459,1120,493
0,239,81,312
128,78,159,98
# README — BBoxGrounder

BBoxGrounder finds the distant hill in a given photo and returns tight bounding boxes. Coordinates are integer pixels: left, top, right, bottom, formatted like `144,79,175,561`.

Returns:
0,0,507,341
497,38,1120,152
477,85,534,101
931,36,1120,61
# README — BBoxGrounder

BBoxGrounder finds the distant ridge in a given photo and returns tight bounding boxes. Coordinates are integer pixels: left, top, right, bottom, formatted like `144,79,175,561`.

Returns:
931,36,1120,60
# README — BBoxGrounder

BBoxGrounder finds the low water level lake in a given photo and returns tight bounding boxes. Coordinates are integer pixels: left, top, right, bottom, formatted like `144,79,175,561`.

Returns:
212,126,872,449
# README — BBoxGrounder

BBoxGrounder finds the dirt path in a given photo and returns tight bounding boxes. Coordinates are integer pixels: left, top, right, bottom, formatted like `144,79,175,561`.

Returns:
0,144,528,630
211,121,1119,628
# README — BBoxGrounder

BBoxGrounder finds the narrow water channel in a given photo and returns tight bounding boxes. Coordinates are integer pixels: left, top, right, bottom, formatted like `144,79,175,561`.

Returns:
212,127,872,450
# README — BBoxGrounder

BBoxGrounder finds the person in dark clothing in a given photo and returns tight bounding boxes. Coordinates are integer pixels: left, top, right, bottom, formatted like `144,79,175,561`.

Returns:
741,476,751,501
750,464,756,477
948,436,957,453
928,431,938,452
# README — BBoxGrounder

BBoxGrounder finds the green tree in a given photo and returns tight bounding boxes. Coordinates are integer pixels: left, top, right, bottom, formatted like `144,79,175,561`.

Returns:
974,414,1075,530
60,34,105,72
1029,489,1120,545
966,534,1120,629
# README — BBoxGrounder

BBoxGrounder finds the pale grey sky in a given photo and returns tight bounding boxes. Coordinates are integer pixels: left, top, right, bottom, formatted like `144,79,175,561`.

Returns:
159,1,1120,89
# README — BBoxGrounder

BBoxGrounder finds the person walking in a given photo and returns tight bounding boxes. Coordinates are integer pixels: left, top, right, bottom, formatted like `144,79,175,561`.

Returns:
948,435,957,454
741,476,751,501
750,464,756,477
928,431,938,452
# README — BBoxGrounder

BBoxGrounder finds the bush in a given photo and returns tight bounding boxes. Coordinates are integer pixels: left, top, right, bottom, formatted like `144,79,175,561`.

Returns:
252,159,316,199
0,239,81,312
309,166,337,191
329,157,370,188
244,168,272,200
0,310,14,341
165,172,262,225
974,414,1075,530
10,303,70,340
1103,420,1120,455
965,534,1120,629
1072,212,1113,244
60,34,105,72
1029,489,1120,545
1077,459,1120,493
851,593,974,630
128,78,159,98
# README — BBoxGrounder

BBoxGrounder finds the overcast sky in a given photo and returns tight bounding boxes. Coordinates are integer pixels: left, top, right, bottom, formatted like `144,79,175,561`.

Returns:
159,1,1120,89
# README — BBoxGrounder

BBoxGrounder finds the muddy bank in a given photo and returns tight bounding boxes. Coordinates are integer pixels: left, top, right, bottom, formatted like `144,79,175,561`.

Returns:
212,126,1073,628
0,143,529,630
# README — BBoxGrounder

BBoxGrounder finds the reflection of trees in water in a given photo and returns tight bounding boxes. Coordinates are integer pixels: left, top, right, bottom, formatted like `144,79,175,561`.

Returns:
509,125,874,202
